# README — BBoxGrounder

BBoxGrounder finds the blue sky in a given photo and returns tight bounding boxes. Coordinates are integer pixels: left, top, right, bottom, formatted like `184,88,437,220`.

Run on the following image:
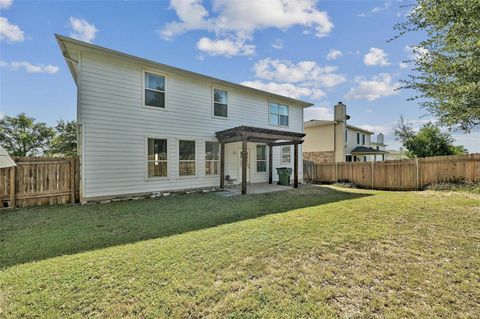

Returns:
1,0,478,151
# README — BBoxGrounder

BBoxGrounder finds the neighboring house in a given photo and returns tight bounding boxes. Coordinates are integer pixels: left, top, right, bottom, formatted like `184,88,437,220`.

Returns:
56,35,312,201
0,146,16,169
303,102,387,163
385,148,408,161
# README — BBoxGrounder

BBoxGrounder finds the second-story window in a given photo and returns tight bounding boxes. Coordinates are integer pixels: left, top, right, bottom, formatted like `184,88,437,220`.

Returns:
213,88,228,118
362,134,366,145
145,72,165,108
357,132,360,144
269,102,289,126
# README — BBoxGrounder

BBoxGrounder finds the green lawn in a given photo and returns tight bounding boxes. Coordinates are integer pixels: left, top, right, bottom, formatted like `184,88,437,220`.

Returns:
1,186,479,318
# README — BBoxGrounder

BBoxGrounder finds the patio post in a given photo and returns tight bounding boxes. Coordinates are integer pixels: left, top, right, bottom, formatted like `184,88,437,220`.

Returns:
220,142,225,188
294,143,298,188
268,145,273,184
241,139,248,195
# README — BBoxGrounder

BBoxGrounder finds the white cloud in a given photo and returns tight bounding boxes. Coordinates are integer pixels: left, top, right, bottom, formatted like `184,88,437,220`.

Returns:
0,17,24,43
405,45,429,61
358,2,390,17
253,58,346,88
358,124,392,135
1,60,59,74
241,80,325,100
326,49,342,60
399,62,409,69
0,111,4,120
304,106,333,121
0,0,12,9
363,47,390,66
161,0,333,39
160,0,333,56
344,73,400,101
196,37,255,56
271,38,283,50
69,17,98,43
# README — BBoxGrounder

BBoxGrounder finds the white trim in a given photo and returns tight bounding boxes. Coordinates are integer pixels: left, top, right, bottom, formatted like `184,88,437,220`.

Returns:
141,69,167,110
211,87,229,120
145,136,170,181
268,100,289,128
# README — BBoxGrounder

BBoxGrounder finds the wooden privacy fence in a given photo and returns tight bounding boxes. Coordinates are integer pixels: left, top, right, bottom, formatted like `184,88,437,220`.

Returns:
305,154,480,190
0,157,80,208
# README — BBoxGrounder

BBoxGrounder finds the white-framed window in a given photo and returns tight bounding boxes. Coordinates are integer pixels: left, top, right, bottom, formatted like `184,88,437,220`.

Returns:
179,140,196,176
357,132,360,144
147,138,168,177
269,102,289,126
256,145,267,172
144,72,165,108
362,134,366,145
205,141,220,175
213,88,228,118
281,146,291,163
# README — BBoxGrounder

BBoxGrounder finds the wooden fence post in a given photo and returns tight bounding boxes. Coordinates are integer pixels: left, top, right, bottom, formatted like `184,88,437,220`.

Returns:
371,161,374,189
335,162,338,182
416,158,419,190
70,158,76,204
9,166,16,208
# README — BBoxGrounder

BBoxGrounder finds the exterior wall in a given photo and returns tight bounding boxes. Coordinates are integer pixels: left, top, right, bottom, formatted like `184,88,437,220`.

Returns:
345,127,372,155
76,48,304,199
303,151,335,163
303,124,334,152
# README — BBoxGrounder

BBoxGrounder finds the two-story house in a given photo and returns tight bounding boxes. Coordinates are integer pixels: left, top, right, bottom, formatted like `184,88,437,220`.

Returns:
56,35,312,201
303,102,387,163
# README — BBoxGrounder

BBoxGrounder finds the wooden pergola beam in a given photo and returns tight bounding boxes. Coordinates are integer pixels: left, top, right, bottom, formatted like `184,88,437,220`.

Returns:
220,142,225,188
268,145,273,184
241,139,247,195
267,140,304,147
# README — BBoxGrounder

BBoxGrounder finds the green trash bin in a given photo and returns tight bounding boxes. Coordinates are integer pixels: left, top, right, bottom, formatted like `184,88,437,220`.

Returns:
276,167,292,186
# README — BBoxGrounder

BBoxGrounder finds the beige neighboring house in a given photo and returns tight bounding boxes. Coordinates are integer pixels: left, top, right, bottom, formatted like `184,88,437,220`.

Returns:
303,102,388,163
0,146,16,169
385,148,408,160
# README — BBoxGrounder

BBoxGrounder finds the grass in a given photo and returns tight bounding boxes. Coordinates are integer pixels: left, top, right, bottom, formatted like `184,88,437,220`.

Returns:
1,186,479,318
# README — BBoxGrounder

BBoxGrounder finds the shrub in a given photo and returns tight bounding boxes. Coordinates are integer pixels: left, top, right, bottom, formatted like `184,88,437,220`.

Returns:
425,178,480,194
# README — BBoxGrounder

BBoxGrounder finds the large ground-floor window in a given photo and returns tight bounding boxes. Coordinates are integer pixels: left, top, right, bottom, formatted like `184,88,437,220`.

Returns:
179,140,196,176
256,145,266,172
205,141,219,175
147,138,168,177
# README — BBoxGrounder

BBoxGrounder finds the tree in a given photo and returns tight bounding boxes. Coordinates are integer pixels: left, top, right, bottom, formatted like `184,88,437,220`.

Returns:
47,120,77,157
0,113,55,157
394,116,465,158
393,0,480,131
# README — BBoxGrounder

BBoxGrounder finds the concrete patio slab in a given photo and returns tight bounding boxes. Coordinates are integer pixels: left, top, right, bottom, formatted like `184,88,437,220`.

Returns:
218,182,293,196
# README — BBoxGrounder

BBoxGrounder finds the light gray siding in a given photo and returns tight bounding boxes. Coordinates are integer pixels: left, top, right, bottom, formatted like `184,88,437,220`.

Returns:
77,49,303,198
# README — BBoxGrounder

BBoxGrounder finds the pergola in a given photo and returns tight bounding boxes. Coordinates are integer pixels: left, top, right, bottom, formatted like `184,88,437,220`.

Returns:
215,126,305,195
